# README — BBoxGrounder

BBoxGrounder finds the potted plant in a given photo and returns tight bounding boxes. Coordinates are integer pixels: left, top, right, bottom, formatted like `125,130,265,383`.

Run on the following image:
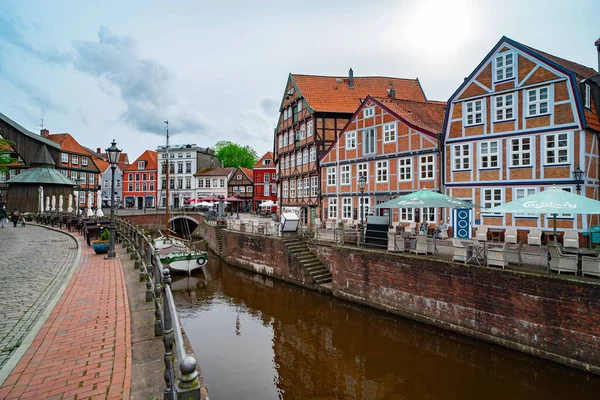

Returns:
92,228,110,254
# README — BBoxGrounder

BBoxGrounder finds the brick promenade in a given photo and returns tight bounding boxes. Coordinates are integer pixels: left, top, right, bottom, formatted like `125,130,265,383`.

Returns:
0,227,131,399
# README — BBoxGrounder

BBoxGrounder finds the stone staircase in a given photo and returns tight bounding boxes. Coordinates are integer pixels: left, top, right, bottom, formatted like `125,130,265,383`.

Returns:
215,225,225,255
282,238,332,285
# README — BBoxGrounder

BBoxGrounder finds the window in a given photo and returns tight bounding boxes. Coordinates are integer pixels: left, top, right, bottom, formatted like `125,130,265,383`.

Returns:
363,128,376,155
116,179,121,188
400,208,413,222
527,87,549,116
186,162,192,173
357,163,368,181
292,106,298,122
327,167,336,186
342,198,352,219
61,153,68,163
136,173,140,181
495,93,514,121
510,137,532,167
420,155,434,179
283,181,288,198
128,183,133,191
383,123,397,143
453,144,470,171
162,180,166,189
303,149,308,164
363,107,374,118
376,160,388,183
296,152,301,166
278,135,283,148
263,159,271,166
340,165,351,185
346,132,357,149
495,52,514,81
290,154,295,168
142,173,147,181
282,134,288,147
514,188,537,217
82,157,88,166
288,131,294,145
311,176,318,196
465,100,483,125
298,100,302,112
150,173,154,181
142,183,147,191
290,180,296,198
177,178,183,189
264,174,270,183
198,179,204,188
72,155,78,164
138,161,145,170
304,177,309,197
421,207,436,223
212,179,219,187
220,179,225,187
186,177,191,189
398,158,412,181
170,154,174,159
299,125,305,140
297,179,303,198
237,174,242,180
482,188,503,214
307,121,313,137
162,153,168,159
136,183,140,191
247,186,253,193
585,84,591,109
104,179,109,187
0,172,5,182
272,173,276,180
328,198,338,219
479,141,499,169
177,162,183,174
283,108,288,120
360,197,370,220
150,183,154,191
309,147,316,162
545,133,569,165
88,175,94,185
205,179,211,188
80,172,86,181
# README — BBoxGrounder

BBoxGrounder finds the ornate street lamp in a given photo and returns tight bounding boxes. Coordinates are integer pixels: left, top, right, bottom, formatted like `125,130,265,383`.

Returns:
572,166,585,194
105,139,122,259
75,177,84,217
358,176,367,226
233,186,241,219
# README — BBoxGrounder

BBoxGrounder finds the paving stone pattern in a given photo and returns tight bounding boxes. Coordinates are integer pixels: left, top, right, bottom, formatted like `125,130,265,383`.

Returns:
0,225,78,370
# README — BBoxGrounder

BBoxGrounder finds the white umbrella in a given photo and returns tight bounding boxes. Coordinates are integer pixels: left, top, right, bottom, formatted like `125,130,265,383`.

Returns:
39,187,44,213
59,195,64,212
67,194,73,213
46,196,50,212
196,201,214,207
51,195,56,211
260,200,276,208
96,191,104,218
87,192,94,217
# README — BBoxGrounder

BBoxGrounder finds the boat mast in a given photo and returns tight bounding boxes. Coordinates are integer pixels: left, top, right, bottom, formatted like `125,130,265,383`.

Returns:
165,120,170,239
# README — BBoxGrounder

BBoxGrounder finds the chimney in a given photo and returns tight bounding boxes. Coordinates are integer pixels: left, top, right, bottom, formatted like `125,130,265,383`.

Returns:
348,68,354,89
596,37,600,73
390,88,396,99
97,147,101,154
40,128,49,138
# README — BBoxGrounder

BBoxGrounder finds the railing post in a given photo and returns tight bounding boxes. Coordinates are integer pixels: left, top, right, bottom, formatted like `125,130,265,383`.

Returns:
154,260,163,337
162,269,175,399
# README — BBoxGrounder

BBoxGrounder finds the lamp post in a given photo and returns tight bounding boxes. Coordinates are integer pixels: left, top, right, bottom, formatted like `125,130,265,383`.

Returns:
233,186,241,219
75,177,84,217
105,139,122,259
358,176,366,226
572,166,585,194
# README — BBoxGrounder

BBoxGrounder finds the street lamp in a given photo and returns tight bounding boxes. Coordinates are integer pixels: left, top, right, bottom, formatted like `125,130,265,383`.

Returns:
75,177,84,217
233,186,241,219
358,175,367,226
105,139,122,259
572,166,585,194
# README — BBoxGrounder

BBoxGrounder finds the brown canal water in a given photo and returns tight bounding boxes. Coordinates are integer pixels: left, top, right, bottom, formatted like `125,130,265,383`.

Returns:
172,259,600,400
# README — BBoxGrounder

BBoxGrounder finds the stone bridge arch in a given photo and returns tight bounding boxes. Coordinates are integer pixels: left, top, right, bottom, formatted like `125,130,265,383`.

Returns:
168,215,200,238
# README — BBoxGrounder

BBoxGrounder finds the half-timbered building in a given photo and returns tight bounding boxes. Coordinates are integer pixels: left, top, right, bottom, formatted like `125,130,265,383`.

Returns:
320,95,445,226
274,70,427,224
443,36,600,239
228,167,254,212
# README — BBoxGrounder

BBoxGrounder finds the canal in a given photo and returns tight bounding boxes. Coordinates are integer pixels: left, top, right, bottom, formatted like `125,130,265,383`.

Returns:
172,258,600,400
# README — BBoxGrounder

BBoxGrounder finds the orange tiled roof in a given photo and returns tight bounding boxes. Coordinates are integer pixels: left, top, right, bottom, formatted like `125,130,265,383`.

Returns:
291,74,426,113
93,158,110,173
194,167,234,177
374,97,447,134
125,150,158,171
522,43,597,79
240,167,253,181
47,133,89,154
253,152,274,169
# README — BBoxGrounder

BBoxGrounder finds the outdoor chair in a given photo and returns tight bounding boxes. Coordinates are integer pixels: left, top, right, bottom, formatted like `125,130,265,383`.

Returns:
411,233,428,255
405,222,416,235
527,228,542,246
504,226,518,244
487,243,508,269
548,245,578,274
451,238,471,263
387,231,405,252
437,227,449,239
505,241,524,265
476,226,488,241
582,249,600,278
563,230,579,249
314,218,321,229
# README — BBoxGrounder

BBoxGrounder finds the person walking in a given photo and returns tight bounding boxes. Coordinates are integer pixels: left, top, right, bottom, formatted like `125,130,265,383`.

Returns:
11,208,19,227
0,206,6,228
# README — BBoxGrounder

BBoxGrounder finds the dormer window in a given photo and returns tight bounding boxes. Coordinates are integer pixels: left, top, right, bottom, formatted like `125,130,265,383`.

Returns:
585,84,591,109
363,107,374,118
61,153,68,163
72,155,78,164
237,174,242,180
263,159,271,165
138,161,145,170
495,52,514,81
82,156,88,166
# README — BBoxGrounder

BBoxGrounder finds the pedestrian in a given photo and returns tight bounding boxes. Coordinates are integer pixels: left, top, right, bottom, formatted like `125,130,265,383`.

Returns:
11,208,19,227
0,206,6,228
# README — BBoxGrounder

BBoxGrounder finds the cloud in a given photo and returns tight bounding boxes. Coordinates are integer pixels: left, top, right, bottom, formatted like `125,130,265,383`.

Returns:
71,27,212,136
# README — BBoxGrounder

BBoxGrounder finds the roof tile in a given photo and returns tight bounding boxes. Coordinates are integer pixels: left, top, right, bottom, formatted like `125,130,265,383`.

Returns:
373,97,447,134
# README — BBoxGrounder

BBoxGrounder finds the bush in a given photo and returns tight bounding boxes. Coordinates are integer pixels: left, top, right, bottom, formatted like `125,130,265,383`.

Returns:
100,228,110,241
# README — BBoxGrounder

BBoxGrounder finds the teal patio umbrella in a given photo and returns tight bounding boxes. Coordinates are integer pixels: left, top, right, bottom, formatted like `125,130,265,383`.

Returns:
374,189,479,209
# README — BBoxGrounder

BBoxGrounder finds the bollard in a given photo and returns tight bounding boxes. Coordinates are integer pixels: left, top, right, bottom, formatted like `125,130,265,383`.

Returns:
145,279,153,302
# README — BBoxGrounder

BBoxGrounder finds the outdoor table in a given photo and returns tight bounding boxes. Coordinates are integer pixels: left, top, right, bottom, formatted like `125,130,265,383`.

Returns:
462,240,486,266
562,247,598,276
543,230,562,244
489,228,504,242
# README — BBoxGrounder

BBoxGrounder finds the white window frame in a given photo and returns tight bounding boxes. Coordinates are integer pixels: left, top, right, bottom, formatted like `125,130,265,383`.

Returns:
494,93,515,121
514,187,537,217
82,157,88,166
290,180,296,198
544,132,569,165
357,163,368,181
465,99,484,126
399,208,414,222
283,181,288,198
376,160,388,183
383,123,397,143
345,132,357,149
72,155,78,164
328,198,338,220
421,207,436,223
481,188,503,215
311,176,318,196
296,152,302,166
297,179,303,197
299,125,305,140
452,144,470,171
326,167,336,186
479,141,500,169
340,165,351,185
398,158,412,181
61,153,68,163
526,86,550,117
359,197,370,221
420,155,435,180
585,84,591,109
363,107,374,118
307,121,313,137
303,149,308,164
342,197,352,220
363,128,376,155
494,52,515,82
309,147,316,162
510,137,532,167
304,177,309,198
282,134,288,147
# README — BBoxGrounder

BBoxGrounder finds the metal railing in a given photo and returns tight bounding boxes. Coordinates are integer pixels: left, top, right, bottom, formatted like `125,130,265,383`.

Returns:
117,218,204,400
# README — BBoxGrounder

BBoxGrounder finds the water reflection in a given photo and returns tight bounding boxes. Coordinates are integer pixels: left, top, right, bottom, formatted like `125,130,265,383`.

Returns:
172,258,600,400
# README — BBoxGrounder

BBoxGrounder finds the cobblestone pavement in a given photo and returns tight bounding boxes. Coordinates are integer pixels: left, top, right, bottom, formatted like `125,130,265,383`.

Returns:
0,225,78,371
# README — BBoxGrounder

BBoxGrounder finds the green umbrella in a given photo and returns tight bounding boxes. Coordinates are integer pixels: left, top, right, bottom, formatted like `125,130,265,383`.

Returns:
374,189,479,209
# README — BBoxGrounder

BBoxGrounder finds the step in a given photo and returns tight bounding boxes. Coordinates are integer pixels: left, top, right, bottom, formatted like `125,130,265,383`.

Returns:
305,265,327,273
315,276,332,284
312,272,332,280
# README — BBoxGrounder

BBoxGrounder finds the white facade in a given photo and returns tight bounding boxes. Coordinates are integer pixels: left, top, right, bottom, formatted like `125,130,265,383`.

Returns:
157,144,199,209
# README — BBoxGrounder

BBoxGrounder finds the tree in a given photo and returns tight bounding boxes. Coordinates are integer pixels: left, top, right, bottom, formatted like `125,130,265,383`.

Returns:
0,138,16,172
213,141,257,169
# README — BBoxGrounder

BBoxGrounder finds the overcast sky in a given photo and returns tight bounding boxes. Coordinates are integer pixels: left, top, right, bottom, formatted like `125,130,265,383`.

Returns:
0,0,598,162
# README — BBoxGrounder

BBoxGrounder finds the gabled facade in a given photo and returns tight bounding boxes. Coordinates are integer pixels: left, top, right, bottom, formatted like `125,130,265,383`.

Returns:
194,168,234,200
443,36,600,238
320,95,445,225
123,150,158,209
274,70,427,223
228,167,254,212
252,152,277,211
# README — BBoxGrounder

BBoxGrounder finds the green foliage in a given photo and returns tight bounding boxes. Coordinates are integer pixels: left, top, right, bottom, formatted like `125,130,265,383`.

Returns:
0,138,17,173
213,141,257,169
100,228,110,241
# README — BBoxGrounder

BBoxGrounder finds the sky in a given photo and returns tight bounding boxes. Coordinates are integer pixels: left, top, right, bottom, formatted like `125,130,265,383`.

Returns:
0,0,599,162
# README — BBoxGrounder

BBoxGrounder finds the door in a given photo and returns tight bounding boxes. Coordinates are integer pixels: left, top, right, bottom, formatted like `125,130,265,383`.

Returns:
137,197,143,209
454,208,471,238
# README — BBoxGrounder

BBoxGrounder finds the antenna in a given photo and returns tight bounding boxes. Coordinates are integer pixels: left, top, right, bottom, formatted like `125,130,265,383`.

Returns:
38,118,44,130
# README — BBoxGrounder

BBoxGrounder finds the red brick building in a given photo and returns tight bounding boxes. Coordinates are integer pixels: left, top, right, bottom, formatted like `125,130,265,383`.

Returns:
252,152,276,211
122,150,158,209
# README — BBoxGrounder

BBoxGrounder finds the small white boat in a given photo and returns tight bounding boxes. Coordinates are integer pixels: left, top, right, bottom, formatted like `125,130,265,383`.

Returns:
153,235,208,275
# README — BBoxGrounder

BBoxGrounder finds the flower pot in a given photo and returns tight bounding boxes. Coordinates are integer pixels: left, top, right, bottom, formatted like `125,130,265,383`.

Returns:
92,241,110,254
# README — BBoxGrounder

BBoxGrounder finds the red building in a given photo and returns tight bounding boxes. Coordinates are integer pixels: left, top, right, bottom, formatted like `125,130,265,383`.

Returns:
252,152,277,211
122,150,158,209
